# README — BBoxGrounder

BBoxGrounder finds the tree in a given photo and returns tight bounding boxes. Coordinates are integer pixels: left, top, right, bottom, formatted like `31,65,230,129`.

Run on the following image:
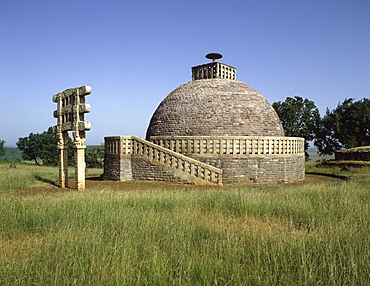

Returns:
17,127,74,166
85,144,104,168
17,133,43,165
272,96,321,154
0,140,5,157
315,98,370,155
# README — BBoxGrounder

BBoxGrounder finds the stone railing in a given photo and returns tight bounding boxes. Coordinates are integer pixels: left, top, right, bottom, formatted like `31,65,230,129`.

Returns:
192,62,237,80
105,136,223,185
149,136,305,156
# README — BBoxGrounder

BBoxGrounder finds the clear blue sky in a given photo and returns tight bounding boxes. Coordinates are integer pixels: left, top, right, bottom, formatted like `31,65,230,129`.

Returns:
1,0,369,147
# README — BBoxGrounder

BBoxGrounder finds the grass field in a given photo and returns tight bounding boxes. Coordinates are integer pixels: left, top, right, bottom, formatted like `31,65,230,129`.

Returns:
0,162,369,285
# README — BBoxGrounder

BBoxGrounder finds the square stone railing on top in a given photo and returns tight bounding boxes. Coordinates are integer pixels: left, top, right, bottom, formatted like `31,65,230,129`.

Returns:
105,136,223,185
191,62,236,80
149,136,305,156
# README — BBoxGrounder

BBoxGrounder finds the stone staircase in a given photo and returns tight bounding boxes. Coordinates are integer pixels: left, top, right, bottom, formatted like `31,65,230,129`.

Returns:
104,136,223,186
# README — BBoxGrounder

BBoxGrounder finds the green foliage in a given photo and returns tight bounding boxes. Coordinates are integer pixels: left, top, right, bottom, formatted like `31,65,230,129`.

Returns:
0,140,5,157
315,98,370,155
0,148,23,161
16,127,74,166
86,144,104,168
16,133,43,165
273,96,321,153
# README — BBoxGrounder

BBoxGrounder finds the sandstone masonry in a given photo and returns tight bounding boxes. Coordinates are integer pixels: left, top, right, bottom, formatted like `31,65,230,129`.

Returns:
104,56,305,185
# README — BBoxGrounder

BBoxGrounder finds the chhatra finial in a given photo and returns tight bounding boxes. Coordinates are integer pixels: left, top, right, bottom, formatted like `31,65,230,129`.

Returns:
206,53,223,62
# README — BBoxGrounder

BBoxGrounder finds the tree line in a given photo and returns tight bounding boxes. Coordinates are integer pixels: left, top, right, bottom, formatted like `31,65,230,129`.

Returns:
1,96,369,163
272,96,370,156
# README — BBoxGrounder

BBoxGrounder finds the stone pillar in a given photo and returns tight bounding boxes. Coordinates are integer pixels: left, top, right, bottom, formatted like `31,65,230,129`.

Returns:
74,145,86,191
58,132,69,188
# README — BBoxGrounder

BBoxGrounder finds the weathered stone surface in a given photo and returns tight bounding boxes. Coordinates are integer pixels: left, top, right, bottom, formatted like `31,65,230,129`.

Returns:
104,135,305,184
104,136,222,185
189,154,305,183
335,148,370,161
130,156,193,184
53,85,91,191
150,136,304,156
192,62,236,80
146,79,284,139
150,136,305,183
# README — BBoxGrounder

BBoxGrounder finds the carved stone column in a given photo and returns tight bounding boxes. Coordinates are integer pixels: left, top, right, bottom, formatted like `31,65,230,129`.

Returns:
58,132,70,188
74,146,86,191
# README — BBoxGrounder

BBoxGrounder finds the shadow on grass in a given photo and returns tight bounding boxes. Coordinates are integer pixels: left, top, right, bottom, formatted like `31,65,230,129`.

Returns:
305,172,349,181
86,175,104,181
34,174,104,187
34,175,58,186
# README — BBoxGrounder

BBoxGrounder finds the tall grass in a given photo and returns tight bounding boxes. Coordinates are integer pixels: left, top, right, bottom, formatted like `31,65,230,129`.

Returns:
1,174,369,285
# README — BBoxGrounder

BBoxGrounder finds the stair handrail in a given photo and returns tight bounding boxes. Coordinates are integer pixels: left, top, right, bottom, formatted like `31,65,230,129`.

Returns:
106,136,222,185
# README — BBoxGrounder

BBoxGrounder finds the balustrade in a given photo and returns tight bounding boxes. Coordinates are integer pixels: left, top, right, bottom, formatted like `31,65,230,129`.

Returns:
106,136,304,158
105,136,222,185
150,136,304,155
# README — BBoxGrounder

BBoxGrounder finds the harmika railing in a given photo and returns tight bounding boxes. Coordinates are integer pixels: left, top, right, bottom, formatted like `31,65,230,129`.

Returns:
105,136,223,185
191,62,237,80
150,136,305,156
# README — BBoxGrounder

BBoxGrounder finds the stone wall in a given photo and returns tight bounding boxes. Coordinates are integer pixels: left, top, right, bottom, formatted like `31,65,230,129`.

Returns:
104,154,132,181
130,156,195,184
335,150,370,161
188,154,305,184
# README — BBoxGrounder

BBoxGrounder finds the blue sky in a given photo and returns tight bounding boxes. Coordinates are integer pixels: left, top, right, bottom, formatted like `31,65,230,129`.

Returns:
1,0,369,147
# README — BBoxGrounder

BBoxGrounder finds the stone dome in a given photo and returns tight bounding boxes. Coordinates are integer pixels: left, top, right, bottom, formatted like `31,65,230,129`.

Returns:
146,78,284,139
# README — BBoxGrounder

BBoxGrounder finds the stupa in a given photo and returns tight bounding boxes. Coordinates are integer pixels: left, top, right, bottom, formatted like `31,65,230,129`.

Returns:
104,54,305,185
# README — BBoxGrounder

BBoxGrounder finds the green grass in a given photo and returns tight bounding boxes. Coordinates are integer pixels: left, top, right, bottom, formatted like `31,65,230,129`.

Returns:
0,162,103,192
1,162,370,285
306,161,370,184
0,163,56,191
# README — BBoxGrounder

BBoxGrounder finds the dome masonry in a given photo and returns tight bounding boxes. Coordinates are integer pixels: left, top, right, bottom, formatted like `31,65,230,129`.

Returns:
146,54,284,139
